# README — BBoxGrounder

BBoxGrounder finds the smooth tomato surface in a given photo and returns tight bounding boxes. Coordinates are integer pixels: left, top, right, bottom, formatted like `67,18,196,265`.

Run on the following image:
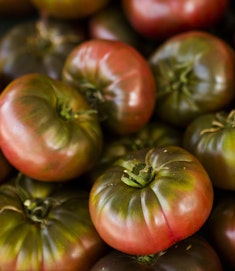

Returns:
63,39,156,135
122,0,229,39
89,145,213,255
0,73,103,181
91,235,223,271
30,0,110,19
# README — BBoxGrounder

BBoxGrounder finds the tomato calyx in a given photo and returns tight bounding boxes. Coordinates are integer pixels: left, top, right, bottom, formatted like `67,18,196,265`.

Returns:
157,61,193,97
57,98,97,121
201,110,235,135
120,159,155,188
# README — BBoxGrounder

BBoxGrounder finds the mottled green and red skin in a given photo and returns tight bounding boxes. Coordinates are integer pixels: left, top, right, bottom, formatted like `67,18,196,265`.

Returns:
89,145,213,255
0,73,103,182
0,175,108,271
62,39,156,135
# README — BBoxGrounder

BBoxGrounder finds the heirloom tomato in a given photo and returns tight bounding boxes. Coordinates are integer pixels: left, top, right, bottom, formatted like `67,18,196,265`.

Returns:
63,39,156,135
0,174,107,271
183,110,235,190
0,0,36,17
122,0,229,40
30,0,110,19
0,17,85,88
0,148,13,182
0,73,103,182
91,235,223,271
149,31,235,127
206,195,235,269
89,145,213,255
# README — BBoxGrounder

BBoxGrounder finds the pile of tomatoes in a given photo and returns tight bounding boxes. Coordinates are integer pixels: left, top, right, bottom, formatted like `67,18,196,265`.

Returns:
0,0,235,270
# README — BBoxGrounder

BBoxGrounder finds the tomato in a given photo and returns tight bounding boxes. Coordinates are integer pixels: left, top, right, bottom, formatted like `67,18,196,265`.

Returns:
0,173,108,271
0,17,85,88
89,145,213,255
149,31,235,127
183,110,235,190
87,120,182,187
0,73,103,182
88,4,142,51
30,0,110,19
62,39,156,135
91,235,223,271
122,0,229,40
0,0,36,18
206,194,235,269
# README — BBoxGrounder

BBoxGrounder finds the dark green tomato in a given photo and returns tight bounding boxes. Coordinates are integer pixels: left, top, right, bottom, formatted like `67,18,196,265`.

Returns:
206,196,235,269
87,120,182,186
89,145,213,255
0,174,108,271
183,110,235,190
149,31,235,127
0,17,85,88
0,73,103,182
91,235,223,271
62,39,156,135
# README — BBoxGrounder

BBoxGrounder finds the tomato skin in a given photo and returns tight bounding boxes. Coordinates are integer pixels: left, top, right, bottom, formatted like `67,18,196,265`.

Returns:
183,110,235,190
0,73,103,182
91,235,223,271
89,145,213,255
0,149,13,182
0,174,108,271
30,0,110,19
63,39,156,135
0,0,36,17
0,17,85,88
149,31,235,127
206,195,235,269
122,0,229,40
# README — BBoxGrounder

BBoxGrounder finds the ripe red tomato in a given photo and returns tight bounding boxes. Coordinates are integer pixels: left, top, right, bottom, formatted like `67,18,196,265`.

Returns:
89,145,213,255
30,0,110,19
122,0,229,40
62,39,156,135
0,73,103,182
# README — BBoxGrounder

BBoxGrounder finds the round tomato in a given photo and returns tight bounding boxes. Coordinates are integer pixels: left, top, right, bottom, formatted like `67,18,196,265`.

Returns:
206,195,235,269
0,73,103,182
62,39,156,135
122,0,229,40
30,0,110,19
0,17,85,88
0,174,108,271
89,145,213,255
149,31,235,127
183,110,235,190
91,235,223,271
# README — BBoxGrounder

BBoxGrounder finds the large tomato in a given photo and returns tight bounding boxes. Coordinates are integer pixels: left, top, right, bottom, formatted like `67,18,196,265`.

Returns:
122,0,229,40
0,174,108,271
206,194,235,269
149,31,235,127
0,73,103,182
89,145,213,255
30,0,110,19
183,110,235,190
62,39,156,135
91,235,223,271
0,17,85,88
